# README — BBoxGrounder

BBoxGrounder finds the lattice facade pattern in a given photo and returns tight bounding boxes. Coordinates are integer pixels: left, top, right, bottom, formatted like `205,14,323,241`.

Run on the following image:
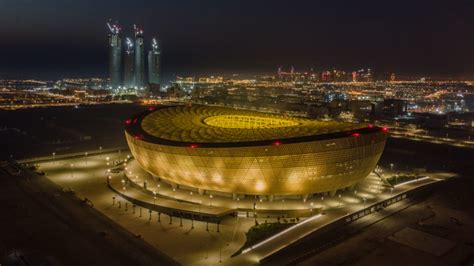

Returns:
126,125,387,196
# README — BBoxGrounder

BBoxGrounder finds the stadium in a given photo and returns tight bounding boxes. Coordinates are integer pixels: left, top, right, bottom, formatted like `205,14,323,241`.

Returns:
125,105,387,198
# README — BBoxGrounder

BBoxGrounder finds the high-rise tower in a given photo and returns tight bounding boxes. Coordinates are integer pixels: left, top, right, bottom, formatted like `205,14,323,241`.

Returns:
124,38,135,88
148,38,161,95
133,25,146,92
107,20,122,90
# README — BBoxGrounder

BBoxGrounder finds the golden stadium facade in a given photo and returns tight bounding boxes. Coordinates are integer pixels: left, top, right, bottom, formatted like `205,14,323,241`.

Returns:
125,105,387,197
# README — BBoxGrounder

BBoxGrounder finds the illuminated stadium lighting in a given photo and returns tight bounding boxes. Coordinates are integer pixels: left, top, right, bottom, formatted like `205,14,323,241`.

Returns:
125,105,387,196
272,140,282,146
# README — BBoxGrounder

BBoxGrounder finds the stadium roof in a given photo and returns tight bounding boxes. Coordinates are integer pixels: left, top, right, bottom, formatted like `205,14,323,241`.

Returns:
136,105,366,144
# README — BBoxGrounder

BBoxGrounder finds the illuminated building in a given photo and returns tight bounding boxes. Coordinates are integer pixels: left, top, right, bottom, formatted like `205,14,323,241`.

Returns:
133,25,146,92
107,20,122,90
148,38,161,95
125,105,387,198
124,38,135,89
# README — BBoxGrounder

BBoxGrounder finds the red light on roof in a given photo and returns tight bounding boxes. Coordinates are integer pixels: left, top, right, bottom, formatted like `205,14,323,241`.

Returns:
134,134,143,140
272,140,282,146
367,124,374,128
352,133,361,137
133,118,138,124
382,127,389,132
189,144,198,149
125,118,132,125
148,107,156,111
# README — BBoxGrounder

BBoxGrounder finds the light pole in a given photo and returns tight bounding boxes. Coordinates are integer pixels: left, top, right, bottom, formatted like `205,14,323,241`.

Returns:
338,194,342,208
209,194,213,206
253,202,257,224
99,146,103,154
85,152,88,164
70,164,74,178
153,191,157,204
189,191,193,203
321,196,325,210
52,152,56,160
363,197,367,208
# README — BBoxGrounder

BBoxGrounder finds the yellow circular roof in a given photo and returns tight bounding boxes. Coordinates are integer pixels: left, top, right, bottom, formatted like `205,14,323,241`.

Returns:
140,105,364,143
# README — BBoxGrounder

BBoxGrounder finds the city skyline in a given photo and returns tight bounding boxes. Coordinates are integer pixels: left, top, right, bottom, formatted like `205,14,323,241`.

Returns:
0,0,473,81
0,2,473,265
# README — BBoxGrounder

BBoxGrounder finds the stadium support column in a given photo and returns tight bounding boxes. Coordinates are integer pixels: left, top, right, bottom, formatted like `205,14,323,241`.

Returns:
302,194,308,202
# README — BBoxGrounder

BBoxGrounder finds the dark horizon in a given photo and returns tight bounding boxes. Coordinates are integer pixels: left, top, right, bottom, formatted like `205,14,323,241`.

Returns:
0,0,473,81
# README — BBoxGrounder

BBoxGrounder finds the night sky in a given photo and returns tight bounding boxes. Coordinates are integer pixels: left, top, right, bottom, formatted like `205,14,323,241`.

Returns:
0,0,473,82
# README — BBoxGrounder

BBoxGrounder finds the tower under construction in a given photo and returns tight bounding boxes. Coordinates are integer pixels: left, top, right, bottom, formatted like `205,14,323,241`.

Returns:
107,20,122,90
148,38,161,96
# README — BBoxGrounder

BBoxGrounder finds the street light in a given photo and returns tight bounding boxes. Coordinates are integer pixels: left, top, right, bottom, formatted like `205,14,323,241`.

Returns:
363,197,367,208
209,194,213,206
70,164,74,178
99,146,103,154
52,152,56,160
338,194,342,208
85,152,88,164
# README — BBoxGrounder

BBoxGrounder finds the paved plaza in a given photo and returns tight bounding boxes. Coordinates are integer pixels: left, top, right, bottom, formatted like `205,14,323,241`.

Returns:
35,150,453,265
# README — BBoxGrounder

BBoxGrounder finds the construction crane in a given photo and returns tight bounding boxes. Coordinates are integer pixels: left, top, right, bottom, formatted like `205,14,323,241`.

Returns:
106,19,121,35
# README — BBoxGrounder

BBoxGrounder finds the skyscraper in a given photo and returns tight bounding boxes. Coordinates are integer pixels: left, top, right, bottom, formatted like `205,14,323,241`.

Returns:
133,25,146,92
148,38,161,95
124,38,135,88
107,20,122,90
